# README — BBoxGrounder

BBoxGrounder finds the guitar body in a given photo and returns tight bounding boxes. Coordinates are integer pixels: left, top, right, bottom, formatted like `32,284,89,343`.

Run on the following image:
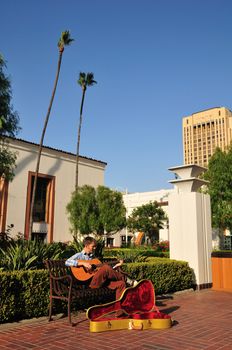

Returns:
71,259,103,281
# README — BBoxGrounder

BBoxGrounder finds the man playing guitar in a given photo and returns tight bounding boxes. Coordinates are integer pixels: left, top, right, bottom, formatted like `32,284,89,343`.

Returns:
65,236,127,301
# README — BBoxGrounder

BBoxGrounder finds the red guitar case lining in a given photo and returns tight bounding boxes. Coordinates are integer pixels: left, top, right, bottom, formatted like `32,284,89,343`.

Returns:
86,279,172,332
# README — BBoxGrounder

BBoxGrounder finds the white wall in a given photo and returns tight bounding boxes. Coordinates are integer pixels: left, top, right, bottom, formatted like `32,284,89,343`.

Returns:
6,138,106,242
106,189,174,246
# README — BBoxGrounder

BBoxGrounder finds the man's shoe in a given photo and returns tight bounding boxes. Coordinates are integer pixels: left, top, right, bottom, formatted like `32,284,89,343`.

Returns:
126,277,138,287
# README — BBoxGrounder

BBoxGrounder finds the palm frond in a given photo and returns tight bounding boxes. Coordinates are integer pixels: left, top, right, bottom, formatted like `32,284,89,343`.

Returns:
77,72,97,88
86,72,97,86
58,30,74,49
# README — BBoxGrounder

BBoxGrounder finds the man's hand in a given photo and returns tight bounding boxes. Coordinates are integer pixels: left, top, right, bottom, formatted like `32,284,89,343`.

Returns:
113,259,124,269
81,262,92,271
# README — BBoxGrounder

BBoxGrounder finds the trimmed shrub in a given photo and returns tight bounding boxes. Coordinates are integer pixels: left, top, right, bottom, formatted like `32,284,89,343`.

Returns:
0,259,193,323
0,270,50,322
211,250,232,258
123,258,193,294
103,248,169,259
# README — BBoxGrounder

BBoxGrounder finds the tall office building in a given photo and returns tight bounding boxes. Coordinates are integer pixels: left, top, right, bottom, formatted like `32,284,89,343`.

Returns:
183,107,232,167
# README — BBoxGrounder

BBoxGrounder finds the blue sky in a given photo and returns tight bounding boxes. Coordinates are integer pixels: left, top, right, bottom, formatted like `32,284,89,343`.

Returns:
1,0,232,193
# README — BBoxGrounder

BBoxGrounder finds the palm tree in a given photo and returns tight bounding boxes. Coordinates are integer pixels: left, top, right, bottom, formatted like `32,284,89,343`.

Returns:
29,31,74,240
75,72,97,191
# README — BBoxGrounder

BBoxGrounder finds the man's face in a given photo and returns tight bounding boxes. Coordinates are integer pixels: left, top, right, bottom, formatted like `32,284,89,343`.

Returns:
85,242,96,254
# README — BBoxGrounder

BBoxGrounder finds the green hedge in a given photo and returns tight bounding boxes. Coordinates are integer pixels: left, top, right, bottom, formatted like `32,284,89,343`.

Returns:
123,258,193,294
211,251,232,258
103,248,169,258
0,259,193,324
0,270,50,323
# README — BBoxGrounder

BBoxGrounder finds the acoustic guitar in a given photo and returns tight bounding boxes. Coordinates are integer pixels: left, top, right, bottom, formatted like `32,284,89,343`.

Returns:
71,259,116,281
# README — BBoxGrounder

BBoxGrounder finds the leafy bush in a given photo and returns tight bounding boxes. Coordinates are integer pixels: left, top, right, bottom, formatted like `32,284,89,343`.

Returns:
109,249,149,263
0,259,194,323
0,270,50,322
0,239,71,271
152,240,169,252
123,258,193,294
103,248,169,259
211,250,232,258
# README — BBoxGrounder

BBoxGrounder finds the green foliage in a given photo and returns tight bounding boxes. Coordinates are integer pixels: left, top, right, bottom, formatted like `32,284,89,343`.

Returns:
123,259,193,294
203,146,232,231
0,239,68,271
211,250,232,257
0,54,20,138
78,72,97,90
0,54,19,180
94,237,105,258
0,259,193,323
68,236,84,252
57,30,74,50
127,201,167,243
112,249,149,263
103,247,169,259
0,144,17,181
152,240,169,252
66,185,126,236
67,185,98,235
0,224,14,243
96,186,126,235
0,270,51,322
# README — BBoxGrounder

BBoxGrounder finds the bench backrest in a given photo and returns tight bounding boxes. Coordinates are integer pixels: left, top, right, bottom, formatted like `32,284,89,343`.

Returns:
44,259,70,277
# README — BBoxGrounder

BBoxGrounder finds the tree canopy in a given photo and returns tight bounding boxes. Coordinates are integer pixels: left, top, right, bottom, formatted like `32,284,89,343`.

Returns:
66,185,126,236
0,54,19,181
0,54,20,138
203,146,232,232
127,201,166,243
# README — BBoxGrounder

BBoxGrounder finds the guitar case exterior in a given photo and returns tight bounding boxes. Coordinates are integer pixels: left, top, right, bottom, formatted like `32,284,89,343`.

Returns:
86,279,172,332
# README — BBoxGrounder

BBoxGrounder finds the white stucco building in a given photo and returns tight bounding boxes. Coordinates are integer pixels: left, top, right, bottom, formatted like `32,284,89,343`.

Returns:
107,188,175,247
0,137,107,242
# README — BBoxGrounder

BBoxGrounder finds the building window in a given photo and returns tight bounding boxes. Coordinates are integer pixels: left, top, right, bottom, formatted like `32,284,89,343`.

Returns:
121,235,133,247
31,177,51,222
107,237,114,247
25,172,55,242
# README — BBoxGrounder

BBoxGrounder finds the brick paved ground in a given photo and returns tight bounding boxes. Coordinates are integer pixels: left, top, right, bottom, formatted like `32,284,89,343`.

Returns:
0,289,232,350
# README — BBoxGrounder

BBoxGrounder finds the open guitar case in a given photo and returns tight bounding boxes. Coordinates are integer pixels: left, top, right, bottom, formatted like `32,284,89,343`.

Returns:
86,279,172,332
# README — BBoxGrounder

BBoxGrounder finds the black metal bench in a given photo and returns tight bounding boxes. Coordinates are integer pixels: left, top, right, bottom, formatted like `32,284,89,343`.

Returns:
44,259,116,325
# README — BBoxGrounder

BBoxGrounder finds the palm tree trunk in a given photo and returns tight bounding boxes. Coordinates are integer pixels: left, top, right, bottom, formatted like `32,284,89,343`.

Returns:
75,87,86,191
28,51,63,240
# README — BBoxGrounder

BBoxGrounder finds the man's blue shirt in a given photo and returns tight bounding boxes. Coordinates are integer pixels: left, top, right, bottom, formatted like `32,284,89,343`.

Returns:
65,250,94,267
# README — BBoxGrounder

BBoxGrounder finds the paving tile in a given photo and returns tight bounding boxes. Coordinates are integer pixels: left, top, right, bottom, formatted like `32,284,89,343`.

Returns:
0,290,232,350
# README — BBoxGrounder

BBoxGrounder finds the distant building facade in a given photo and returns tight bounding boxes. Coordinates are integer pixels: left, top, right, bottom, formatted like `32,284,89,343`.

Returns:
0,137,107,242
107,189,174,247
183,107,232,167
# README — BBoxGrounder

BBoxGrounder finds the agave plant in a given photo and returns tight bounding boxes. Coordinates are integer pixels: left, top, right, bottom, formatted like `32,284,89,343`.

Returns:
0,243,38,271
0,239,65,271
69,237,84,252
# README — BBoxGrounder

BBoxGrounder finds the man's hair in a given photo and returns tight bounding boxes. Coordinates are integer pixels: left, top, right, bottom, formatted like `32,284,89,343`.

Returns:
83,236,97,246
